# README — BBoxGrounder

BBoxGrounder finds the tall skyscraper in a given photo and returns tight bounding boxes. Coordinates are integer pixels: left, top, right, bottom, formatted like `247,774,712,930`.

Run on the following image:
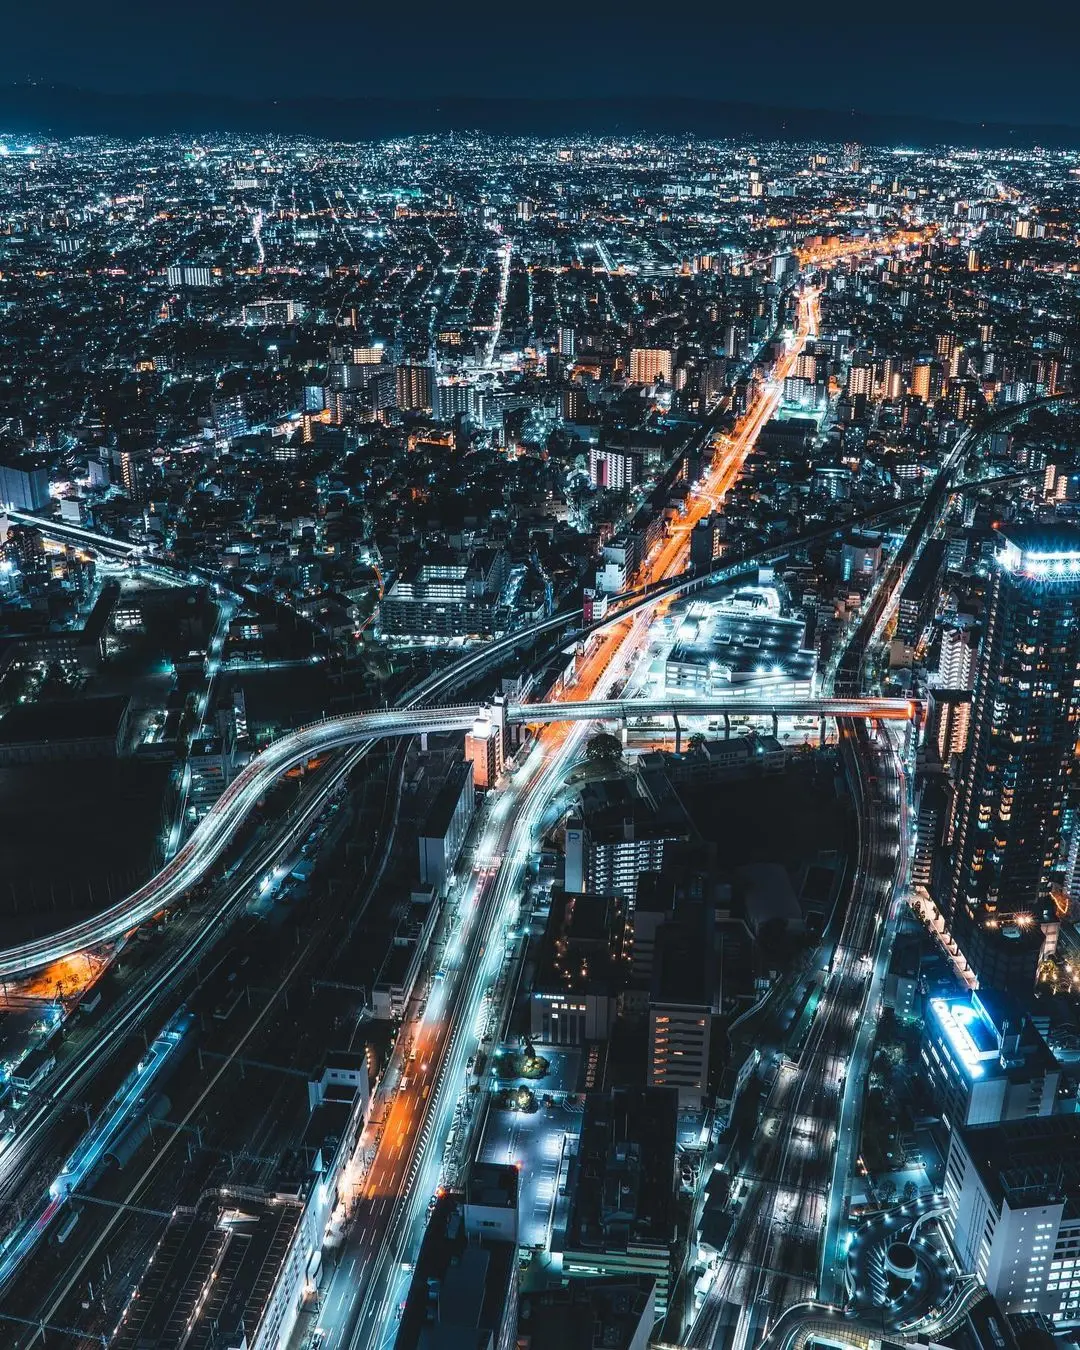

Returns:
395,363,435,413
949,525,1080,990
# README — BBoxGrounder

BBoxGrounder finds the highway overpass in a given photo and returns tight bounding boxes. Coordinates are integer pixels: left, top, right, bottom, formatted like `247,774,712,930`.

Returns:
508,695,914,726
0,692,913,981
1,508,142,557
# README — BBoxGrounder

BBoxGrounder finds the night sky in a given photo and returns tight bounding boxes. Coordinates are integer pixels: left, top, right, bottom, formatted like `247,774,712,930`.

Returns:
1,7,1077,128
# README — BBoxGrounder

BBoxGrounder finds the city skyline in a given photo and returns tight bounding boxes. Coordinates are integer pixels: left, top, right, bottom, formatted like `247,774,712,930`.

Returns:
2,123,1080,1350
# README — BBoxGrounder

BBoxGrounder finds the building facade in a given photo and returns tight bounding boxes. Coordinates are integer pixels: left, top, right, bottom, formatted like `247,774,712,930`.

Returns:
949,526,1080,990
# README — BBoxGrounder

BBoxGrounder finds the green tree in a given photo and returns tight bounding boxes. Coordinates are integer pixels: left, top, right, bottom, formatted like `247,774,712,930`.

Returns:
585,732,623,765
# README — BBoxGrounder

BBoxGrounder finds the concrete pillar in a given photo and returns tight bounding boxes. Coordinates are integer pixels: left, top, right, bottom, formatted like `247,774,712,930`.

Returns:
723,713,730,739
673,711,682,756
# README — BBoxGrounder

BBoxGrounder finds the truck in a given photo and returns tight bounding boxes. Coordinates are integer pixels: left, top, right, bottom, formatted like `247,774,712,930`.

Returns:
53,1208,80,1246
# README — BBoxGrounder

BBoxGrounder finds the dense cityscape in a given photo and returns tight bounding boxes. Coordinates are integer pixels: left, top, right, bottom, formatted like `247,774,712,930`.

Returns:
2,127,1080,1350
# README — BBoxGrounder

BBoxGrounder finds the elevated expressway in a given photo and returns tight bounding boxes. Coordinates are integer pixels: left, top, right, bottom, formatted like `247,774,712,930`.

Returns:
0,692,913,981
0,378,1061,991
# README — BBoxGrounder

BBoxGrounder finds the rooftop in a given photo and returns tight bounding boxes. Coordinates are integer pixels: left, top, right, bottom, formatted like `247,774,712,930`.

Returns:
957,1115,1080,1217
564,1086,678,1255
517,1276,656,1350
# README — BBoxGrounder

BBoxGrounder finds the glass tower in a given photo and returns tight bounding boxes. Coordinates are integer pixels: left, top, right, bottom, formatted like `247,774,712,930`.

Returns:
949,525,1080,987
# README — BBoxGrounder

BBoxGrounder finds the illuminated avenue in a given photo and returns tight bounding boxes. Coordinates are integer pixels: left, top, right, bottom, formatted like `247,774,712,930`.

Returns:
1,127,1080,1350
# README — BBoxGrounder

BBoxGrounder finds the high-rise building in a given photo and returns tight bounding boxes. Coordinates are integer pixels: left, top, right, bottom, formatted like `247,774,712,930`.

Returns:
911,358,934,402
558,326,576,358
949,525,1080,990
589,445,641,491
395,362,435,413
795,349,818,383
944,1115,1080,1321
629,348,673,386
211,392,247,442
0,456,49,511
0,522,48,579
924,990,1059,1129
847,353,873,398
118,449,154,504
938,626,977,691
435,380,474,422
465,717,503,790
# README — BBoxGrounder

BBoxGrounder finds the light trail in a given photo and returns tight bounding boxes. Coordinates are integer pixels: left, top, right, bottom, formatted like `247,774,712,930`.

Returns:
0,1010,193,1292
314,284,829,1350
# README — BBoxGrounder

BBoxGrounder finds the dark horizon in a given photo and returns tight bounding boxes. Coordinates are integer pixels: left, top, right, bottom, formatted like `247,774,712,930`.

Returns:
5,85,1080,151
2,12,1080,131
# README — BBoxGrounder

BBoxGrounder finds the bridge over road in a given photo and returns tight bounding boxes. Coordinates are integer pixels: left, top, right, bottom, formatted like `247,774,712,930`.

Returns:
0,693,914,981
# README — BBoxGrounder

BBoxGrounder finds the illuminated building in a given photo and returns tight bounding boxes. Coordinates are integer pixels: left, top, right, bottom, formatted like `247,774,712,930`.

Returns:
589,444,641,491
662,593,815,697
0,456,49,511
118,448,154,503
842,533,882,582
628,348,673,386
165,261,213,287
211,392,248,441
435,380,476,422
847,353,873,398
949,526,1080,991
794,349,818,382
0,521,48,580
938,625,977,691
395,362,435,413
924,991,1059,1129
242,299,297,324
944,1116,1080,1324
465,717,503,790
911,358,934,402
378,550,509,640
564,769,693,902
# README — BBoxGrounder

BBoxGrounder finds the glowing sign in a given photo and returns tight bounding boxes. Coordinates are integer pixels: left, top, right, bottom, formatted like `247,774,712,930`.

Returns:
997,543,1080,579
929,997,998,1080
